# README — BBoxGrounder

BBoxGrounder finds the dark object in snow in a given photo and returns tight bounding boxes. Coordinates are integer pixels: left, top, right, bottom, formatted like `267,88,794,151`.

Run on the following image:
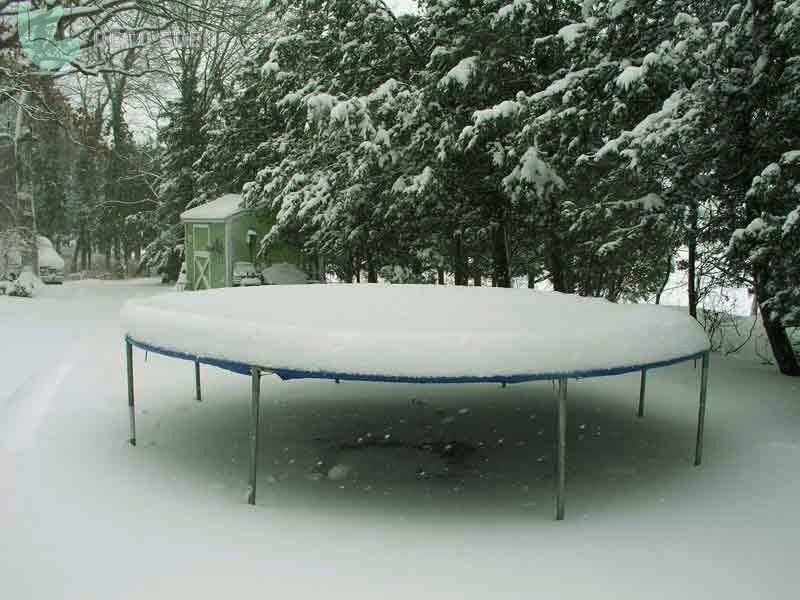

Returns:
336,436,477,464
308,435,479,482
157,246,183,284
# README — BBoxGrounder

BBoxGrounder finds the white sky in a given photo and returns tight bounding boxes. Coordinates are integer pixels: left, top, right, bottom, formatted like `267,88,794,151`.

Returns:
388,0,419,15
115,0,421,142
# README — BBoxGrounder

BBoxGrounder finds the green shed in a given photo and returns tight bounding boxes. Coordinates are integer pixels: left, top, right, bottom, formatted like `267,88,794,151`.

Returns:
181,194,306,291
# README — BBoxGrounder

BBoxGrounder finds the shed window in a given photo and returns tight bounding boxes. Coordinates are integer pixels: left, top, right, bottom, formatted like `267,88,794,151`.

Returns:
193,225,210,250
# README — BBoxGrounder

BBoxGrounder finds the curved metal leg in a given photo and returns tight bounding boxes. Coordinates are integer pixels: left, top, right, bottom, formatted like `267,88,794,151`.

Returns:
248,367,261,505
694,352,710,466
554,377,567,520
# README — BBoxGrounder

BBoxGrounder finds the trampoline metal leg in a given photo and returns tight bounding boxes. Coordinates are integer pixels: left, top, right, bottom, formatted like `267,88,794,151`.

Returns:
248,367,261,506
126,340,136,446
694,352,710,466
554,377,567,521
638,368,647,418
195,359,202,402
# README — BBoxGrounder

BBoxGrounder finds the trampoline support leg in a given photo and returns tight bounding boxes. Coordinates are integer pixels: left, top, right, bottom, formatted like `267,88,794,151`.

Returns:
638,368,647,418
195,359,202,402
554,377,567,521
126,340,136,446
694,352,710,466
248,367,261,506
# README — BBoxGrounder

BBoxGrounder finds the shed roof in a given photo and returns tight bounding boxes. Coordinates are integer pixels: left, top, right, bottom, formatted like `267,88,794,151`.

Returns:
181,194,246,222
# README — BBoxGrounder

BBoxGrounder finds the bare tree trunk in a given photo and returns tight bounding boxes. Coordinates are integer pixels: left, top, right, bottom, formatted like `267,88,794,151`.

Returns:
655,254,672,305
14,91,38,275
491,221,510,288
437,268,445,285
354,254,361,282
453,236,467,286
0,134,18,228
342,250,353,283
72,235,81,272
549,250,567,292
687,201,698,319
367,257,378,283
81,239,89,270
754,268,799,375
759,300,800,375
123,240,131,276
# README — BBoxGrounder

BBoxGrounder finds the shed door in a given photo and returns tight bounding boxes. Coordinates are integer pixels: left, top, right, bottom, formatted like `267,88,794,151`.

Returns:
194,251,211,290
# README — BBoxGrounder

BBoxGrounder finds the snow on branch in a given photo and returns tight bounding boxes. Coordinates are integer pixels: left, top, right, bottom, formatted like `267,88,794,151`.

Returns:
438,56,479,89
532,67,593,101
503,147,565,199
615,65,643,90
492,0,534,25
306,93,338,122
472,99,524,128
557,19,597,48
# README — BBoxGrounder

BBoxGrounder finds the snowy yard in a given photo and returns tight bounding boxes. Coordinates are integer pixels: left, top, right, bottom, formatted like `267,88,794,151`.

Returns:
2,280,799,599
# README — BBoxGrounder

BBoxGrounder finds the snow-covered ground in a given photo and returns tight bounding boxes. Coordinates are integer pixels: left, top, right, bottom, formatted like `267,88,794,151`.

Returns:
2,280,799,599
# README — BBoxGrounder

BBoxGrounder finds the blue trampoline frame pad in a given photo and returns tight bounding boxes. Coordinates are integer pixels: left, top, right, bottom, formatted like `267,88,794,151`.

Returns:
125,335,707,385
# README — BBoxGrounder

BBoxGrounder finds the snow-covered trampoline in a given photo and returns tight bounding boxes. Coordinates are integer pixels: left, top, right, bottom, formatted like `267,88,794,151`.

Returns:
121,285,711,520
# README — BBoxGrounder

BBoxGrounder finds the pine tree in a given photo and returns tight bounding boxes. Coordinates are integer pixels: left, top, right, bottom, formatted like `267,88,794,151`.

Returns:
572,0,799,372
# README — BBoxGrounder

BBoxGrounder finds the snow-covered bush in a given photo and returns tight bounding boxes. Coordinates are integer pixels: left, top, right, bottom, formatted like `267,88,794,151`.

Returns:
0,227,31,280
379,265,428,284
5,278,34,298
0,270,37,298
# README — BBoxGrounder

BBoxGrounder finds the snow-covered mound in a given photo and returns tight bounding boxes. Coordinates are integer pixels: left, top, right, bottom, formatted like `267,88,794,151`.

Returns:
121,285,709,381
37,236,65,270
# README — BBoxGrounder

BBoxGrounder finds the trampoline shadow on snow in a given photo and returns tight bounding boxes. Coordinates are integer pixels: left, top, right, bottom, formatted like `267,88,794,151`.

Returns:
121,372,717,524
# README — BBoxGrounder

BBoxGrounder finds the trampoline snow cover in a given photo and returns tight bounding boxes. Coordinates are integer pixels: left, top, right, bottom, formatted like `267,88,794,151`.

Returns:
121,285,709,382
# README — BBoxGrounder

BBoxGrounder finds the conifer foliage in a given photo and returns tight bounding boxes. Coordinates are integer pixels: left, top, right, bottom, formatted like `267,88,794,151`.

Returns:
193,0,799,372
